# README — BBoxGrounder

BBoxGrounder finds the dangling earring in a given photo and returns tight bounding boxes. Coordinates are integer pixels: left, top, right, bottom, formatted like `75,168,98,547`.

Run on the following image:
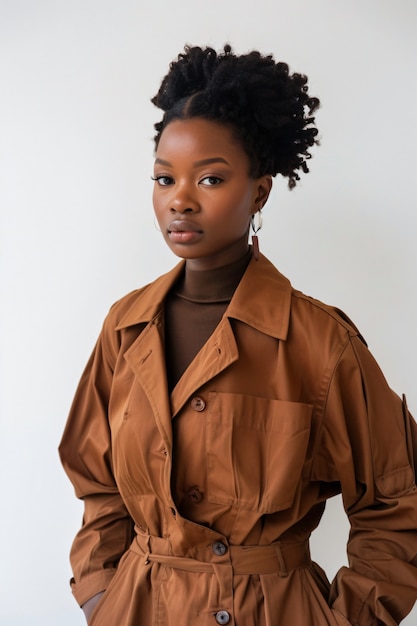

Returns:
251,210,263,261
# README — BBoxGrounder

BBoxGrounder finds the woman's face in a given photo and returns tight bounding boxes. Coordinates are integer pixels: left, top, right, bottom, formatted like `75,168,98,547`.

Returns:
153,118,271,270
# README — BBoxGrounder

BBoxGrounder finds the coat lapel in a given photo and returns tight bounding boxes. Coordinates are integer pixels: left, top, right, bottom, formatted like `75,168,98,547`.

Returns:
123,312,173,447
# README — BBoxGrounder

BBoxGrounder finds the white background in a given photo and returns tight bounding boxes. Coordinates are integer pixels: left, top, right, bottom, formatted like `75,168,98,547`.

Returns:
1,1,416,624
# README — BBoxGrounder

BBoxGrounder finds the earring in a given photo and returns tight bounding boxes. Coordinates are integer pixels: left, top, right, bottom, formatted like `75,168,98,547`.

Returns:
251,210,263,261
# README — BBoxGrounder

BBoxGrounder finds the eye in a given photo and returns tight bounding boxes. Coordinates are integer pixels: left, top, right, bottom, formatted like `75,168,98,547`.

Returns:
151,174,173,186
200,176,223,186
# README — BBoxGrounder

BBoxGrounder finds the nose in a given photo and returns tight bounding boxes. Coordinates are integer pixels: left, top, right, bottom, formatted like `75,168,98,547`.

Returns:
169,182,200,214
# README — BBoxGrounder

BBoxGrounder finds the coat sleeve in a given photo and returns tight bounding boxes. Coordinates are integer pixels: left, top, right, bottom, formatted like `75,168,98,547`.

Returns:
59,318,134,607
314,334,417,626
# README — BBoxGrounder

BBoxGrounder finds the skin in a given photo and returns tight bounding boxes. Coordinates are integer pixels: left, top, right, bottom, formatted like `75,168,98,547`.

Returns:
153,118,272,271
82,592,104,623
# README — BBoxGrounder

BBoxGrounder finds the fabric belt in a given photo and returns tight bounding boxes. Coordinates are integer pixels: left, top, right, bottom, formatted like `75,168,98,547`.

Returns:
132,532,311,578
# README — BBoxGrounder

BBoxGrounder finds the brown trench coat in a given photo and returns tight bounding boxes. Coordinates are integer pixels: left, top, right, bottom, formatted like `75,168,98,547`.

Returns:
59,253,417,626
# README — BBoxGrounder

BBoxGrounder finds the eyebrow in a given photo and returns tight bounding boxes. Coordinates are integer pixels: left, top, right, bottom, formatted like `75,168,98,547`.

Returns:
154,157,230,167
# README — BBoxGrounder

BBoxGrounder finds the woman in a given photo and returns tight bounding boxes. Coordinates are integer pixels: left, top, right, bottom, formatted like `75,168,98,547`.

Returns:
59,44,417,625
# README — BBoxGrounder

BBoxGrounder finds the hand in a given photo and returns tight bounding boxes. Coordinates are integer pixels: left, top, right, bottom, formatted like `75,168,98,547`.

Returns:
82,592,105,624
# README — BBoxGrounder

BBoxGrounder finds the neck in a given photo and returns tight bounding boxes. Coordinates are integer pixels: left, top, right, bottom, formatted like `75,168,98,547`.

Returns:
176,247,252,303
184,236,250,272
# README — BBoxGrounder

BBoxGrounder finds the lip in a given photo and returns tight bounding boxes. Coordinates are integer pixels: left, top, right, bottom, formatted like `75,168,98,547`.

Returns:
168,220,203,233
167,219,203,244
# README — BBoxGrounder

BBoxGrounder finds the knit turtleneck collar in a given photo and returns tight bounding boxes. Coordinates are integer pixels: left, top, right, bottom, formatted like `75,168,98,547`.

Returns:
173,249,252,304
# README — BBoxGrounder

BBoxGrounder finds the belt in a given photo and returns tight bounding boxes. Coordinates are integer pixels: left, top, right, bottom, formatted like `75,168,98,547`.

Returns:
131,532,311,578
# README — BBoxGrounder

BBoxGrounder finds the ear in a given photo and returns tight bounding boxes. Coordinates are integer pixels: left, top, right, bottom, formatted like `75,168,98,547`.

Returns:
252,175,273,214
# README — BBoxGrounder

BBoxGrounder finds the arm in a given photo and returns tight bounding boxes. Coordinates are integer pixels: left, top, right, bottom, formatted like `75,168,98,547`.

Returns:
59,322,134,607
314,335,417,625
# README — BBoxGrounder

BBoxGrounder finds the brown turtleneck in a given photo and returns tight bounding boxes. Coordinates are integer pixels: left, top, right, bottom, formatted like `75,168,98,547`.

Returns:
164,250,251,391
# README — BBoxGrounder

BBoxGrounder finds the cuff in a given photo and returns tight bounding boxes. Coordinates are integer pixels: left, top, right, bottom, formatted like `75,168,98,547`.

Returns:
70,568,117,607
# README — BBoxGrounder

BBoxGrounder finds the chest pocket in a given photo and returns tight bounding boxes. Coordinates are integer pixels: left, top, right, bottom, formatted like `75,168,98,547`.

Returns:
206,392,312,514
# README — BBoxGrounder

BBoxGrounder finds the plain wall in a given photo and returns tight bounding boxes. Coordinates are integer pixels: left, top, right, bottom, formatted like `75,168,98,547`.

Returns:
1,1,416,624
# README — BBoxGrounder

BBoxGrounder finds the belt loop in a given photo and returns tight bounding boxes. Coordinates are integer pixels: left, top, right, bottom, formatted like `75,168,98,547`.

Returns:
275,544,288,578
144,533,151,565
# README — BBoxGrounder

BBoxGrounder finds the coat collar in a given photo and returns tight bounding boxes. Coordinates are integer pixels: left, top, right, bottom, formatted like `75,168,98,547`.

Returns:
115,253,291,340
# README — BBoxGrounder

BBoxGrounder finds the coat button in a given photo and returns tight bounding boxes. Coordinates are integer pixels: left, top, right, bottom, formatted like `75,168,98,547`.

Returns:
212,541,227,556
215,610,230,624
190,396,206,411
187,487,203,503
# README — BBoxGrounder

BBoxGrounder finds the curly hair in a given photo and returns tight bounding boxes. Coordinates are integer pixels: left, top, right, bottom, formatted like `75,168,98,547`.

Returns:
151,44,320,189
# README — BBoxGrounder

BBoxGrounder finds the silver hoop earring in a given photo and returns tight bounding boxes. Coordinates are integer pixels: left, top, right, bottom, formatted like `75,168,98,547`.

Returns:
251,210,263,261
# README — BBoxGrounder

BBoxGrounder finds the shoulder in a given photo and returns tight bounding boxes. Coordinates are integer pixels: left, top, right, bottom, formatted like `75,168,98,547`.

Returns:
99,284,153,335
108,284,153,321
291,288,367,346
241,254,367,346
103,261,186,332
